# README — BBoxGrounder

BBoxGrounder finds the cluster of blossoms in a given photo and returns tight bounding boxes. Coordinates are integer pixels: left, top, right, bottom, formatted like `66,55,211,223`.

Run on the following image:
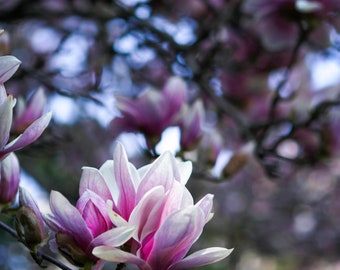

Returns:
45,142,232,269
110,77,205,152
0,54,51,209
0,50,232,269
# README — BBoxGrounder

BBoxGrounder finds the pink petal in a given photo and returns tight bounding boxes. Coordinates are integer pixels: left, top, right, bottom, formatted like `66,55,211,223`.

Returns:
0,55,21,84
49,190,93,249
76,190,112,238
137,152,175,201
159,182,191,224
162,77,186,120
79,167,112,201
0,153,19,203
195,194,214,223
3,111,52,154
14,87,46,129
114,142,137,219
147,206,205,269
169,247,233,270
129,186,166,240
0,96,14,152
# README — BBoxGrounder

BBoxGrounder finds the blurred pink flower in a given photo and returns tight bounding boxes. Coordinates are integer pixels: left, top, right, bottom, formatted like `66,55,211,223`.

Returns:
0,66,51,160
243,0,340,51
0,152,20,206
13,87,47,133
110,76,187,145
91,143,232,270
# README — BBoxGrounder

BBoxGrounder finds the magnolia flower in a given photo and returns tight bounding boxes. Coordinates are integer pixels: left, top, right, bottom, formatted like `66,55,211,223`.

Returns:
0,59,52,160
110,76,187,145
87,143,232,269
0,152,20,206
44,186,135,268
13,87,46,133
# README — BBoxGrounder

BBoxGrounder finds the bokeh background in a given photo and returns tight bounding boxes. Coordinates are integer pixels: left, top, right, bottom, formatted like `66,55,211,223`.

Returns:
1,0,340,269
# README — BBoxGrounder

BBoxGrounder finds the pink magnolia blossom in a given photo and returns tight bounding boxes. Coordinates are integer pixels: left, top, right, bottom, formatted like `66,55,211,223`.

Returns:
110,76,187,144
89,143,232,269
13,87,47,133
44,176,135,268
0,56,52,160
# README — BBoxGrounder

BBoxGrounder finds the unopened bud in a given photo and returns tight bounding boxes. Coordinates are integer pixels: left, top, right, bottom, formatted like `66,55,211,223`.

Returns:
223,152,249,177
223,142,254,178
15,206,46,252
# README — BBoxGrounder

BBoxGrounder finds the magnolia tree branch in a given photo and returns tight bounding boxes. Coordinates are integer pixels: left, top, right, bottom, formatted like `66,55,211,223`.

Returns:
0,220,73,270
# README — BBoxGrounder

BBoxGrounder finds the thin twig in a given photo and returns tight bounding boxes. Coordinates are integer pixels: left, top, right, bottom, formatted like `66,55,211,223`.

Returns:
0,220,73,270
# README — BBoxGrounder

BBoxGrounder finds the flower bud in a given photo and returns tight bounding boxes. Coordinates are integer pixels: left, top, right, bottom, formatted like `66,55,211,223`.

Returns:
15,188,48,252
223,142,255,178
0,153,20,207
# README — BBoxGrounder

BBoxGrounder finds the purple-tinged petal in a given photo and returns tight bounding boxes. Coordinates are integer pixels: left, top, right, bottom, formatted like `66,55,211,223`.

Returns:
0,55,21,84
0,84,7,104
49,191,93,249
3,111,52,154
114,142,137,219
147,206,205,269
90,226,135,248
159,182,189,224
162,77,186,119
0,95,14,152
168,247,233,270
180,100,204,151
129,186,165,241
137,152,175,201
0,152,19,203
93,246,151,270
195,194,214,223
79,167,112,201
13,88,46,132
76,190,112,238
43,213,65,232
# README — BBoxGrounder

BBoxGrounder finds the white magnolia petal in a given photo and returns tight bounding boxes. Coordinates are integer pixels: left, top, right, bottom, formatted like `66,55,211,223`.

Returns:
93,246,151,270
90,226,135,247
169,247,233,270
